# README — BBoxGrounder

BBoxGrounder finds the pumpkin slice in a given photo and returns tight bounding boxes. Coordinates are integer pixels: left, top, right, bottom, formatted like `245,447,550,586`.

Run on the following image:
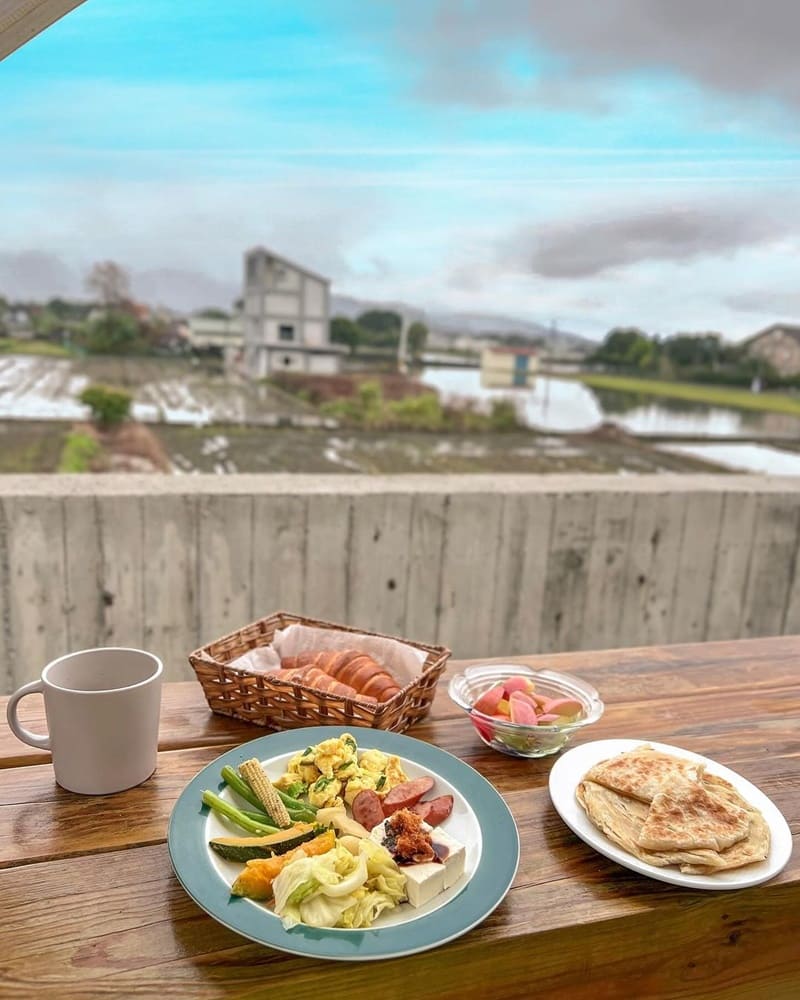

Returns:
230,829,336,900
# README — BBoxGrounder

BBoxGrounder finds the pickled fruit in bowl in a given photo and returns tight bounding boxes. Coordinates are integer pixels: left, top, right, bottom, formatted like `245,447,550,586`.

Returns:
448,663,603,758
472,675,583,728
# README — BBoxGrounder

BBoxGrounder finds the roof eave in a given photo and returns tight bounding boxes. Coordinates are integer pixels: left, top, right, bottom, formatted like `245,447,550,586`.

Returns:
1,0,86,62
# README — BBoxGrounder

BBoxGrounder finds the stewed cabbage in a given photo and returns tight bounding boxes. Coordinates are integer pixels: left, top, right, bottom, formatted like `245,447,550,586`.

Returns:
272,840,407,929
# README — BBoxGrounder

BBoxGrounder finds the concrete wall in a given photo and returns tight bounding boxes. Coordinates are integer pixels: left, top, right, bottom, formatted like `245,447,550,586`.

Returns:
2,474,800,692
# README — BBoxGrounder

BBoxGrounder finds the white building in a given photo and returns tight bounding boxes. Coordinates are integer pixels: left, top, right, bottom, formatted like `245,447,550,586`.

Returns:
187,313,244,352
480,345,539,387
242,247,345,377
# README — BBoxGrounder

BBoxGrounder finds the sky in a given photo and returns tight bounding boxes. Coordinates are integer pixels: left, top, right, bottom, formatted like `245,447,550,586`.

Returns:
3,0,800,340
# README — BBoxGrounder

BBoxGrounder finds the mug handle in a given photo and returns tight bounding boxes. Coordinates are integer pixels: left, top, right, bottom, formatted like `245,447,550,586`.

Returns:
6,680,51,750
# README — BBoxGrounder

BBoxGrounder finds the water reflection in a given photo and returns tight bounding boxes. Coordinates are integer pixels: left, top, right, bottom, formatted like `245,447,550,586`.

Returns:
420,367,603,433
660,443,800,475
419,366,800,438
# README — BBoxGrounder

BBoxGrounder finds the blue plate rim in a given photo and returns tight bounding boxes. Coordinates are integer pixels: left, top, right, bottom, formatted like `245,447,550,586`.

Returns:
167,726,520,961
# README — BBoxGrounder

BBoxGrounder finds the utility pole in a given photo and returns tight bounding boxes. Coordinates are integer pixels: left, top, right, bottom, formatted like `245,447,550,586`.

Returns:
397,314,409,375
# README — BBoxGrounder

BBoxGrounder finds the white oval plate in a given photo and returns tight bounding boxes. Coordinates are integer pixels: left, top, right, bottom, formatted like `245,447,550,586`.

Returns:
548,738,793,890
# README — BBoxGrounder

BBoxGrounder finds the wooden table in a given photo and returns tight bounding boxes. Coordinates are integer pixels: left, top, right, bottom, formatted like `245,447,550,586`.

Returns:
2,637,799,999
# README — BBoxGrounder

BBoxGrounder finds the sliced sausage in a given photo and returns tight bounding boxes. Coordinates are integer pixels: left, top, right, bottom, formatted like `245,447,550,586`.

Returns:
411,794,453,827
381,776,436,816
351,789,386,831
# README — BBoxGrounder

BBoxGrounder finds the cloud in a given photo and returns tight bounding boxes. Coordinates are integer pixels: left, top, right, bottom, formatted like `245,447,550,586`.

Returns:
390,0,800,111
499,201,798,279
131,268,239,313
0,168,389,310
726,289,800,316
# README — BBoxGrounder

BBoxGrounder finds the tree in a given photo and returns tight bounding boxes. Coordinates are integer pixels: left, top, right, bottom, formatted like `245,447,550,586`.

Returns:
356,309,402,349
86,261,130,307
589,327,658,371
79,311,144,354
662,333,722,369
407,321,429,360
31,308,63,339
196,307,230,320
330,316,362,355
46,297,91,321
357,309,402,334
79,384,132,429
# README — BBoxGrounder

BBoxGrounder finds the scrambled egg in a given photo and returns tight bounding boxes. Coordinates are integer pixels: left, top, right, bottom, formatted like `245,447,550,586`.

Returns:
275,732,408,809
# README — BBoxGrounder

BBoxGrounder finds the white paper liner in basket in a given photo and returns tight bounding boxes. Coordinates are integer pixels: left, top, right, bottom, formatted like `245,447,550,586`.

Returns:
227,623,427,688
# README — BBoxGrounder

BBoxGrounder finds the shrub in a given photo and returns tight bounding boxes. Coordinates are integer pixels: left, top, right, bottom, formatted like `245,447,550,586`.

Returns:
58,431,103,472
321,380,385,428
488,399,521,431
386,392,444,430
79,384,132,429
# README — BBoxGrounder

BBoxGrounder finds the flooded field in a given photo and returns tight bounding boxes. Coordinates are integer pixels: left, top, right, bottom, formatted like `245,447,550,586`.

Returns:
0,353,790,475
420,366,800,437
0,355,316,425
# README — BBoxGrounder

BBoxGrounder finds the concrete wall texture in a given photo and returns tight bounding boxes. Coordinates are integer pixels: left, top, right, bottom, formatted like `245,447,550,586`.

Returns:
2,473,800,692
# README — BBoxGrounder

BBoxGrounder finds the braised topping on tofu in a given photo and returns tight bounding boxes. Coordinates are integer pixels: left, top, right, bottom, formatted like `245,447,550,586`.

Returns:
382,808,438,865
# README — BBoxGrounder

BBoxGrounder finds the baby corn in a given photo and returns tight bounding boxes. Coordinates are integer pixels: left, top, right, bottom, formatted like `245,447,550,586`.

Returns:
238,758,292,828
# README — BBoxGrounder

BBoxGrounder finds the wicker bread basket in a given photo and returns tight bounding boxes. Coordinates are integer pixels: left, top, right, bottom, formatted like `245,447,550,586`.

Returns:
188,610,451,733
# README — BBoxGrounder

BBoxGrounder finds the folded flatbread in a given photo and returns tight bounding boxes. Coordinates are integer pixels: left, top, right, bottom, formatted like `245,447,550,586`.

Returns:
576,751,770,876
637,777,750,852
582,745,703,803
676,774,770,874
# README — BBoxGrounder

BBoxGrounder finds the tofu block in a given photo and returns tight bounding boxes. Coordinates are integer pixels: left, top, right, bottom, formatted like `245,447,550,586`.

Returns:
370,820,466,908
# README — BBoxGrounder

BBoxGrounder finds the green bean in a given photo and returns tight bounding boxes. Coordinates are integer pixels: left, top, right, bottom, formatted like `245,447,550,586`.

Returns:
220,765,263,810
201,790,279,835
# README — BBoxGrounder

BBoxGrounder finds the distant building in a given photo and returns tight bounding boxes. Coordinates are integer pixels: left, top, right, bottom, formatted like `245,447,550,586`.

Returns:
3,306,34,339
745,323,800,377
242,247,345,377
480,345,539,387
188,313,244,352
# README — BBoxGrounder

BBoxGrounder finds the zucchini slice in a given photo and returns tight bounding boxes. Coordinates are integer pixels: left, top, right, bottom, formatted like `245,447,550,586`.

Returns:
209,822,321,862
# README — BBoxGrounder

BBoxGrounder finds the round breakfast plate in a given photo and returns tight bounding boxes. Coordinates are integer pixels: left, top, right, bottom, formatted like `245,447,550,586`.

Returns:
548,738,793,890
168,726,519,961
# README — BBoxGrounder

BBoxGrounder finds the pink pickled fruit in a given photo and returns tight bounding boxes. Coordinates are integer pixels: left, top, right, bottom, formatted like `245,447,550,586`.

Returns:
503,675,535,696
496,698,511,716
536,713,560,724
541,697,583,717
470,712,495,741
529,691,551,708
473,683,507,716
509,698,538,725
508,690,539,712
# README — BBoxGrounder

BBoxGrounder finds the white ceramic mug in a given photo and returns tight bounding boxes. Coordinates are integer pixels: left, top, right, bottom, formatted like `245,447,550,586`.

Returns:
6,646,163,794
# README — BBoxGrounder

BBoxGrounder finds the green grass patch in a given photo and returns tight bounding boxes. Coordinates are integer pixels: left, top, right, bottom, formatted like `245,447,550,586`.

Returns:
58,431,103,472
320,379,523,431
573,372,800,416
0,421,69,472
0,337,71,358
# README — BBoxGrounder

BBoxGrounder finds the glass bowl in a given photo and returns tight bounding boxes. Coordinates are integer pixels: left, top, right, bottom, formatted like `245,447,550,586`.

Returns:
448,663,604,758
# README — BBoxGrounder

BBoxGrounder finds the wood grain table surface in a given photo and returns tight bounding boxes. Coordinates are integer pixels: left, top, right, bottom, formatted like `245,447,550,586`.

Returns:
1,636,798,999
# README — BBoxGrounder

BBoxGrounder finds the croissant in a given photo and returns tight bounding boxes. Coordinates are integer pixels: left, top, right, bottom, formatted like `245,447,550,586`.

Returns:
281,649,401,703
278,665,377,704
